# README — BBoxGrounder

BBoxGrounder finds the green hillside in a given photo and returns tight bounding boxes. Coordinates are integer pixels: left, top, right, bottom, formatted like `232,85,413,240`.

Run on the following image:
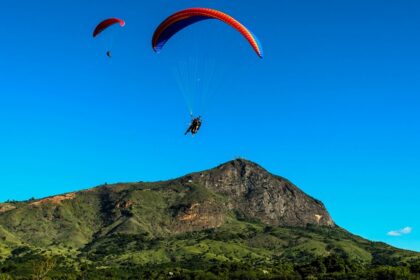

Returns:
0,160,419,279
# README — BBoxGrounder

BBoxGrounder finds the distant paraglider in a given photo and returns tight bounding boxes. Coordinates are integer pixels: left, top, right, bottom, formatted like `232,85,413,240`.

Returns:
152,8,263,58
93,18,125,58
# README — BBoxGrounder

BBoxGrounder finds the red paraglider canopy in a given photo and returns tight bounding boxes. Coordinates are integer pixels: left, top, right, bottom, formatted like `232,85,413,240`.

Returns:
152,8,263,58
93,18,125,38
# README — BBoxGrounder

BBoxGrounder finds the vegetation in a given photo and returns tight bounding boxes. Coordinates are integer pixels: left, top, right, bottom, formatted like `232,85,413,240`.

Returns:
0,161,418,279
0,223,419,279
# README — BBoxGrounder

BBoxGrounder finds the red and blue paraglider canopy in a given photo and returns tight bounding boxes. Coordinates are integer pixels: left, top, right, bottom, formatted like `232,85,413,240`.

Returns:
152,8,263,58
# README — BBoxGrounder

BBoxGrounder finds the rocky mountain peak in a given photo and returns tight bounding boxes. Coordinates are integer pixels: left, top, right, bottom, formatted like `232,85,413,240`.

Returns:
215,158,268,178
182,158,335,227
219,158,264,170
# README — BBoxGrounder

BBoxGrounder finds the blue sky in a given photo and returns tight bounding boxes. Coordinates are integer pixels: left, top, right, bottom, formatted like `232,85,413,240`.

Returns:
0,0,419,251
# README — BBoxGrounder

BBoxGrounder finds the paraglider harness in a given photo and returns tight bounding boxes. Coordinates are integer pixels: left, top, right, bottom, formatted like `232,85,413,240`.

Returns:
185,116,202,136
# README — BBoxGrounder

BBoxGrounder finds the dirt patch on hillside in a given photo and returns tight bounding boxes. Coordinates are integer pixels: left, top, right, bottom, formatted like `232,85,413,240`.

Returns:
0,204,17,213
30,193,76,206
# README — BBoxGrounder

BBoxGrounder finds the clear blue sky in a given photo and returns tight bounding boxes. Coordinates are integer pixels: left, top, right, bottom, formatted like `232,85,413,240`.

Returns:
0,0,419,251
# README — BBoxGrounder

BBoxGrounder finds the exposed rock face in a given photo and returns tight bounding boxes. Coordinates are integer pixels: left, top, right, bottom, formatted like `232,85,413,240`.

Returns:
170,201,225,233
181,159,334,227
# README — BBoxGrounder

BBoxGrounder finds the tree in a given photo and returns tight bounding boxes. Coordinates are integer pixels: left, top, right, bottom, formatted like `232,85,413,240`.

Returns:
372,266,412,280
32,257,56,280
410,260,420,274
323,255,346,274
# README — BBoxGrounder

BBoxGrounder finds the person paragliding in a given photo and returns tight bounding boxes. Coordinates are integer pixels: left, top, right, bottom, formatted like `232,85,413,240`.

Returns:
152,8,263,136
185,116,202,136
93,18,125,58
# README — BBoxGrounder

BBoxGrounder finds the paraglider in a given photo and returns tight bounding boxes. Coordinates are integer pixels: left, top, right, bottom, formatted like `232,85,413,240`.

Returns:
93,18,125,57
152,8,263,58
185,116,202,136
152,8,263,136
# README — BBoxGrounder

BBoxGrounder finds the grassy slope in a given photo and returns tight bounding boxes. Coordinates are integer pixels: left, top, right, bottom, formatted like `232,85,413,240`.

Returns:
0,182,419,278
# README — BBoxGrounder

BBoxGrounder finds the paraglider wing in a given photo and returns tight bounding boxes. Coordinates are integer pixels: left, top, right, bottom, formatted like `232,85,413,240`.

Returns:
93,18,125,38
152,8,263,58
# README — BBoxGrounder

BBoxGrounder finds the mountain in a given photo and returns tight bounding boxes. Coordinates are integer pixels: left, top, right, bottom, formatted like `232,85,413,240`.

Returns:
0,159,419,279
